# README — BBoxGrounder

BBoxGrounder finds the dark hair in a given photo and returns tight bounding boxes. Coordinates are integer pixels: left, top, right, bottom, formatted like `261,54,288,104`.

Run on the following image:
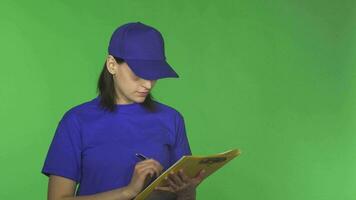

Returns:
96,56,157,112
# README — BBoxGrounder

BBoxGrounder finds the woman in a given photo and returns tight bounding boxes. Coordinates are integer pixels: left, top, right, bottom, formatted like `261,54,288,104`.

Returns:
41,22,205,200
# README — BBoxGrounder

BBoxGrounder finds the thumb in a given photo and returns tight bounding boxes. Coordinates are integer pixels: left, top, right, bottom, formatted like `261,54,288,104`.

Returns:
193,169,206,184
198,169,206,179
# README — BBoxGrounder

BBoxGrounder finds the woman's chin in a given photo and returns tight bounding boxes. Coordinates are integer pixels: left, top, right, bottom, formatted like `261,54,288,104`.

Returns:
134,96,146,102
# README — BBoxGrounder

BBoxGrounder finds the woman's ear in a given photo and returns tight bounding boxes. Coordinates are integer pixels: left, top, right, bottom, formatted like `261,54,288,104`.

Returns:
106,55,116,75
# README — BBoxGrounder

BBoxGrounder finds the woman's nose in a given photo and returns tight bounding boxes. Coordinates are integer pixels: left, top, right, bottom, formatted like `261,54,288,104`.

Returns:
143,79,156,89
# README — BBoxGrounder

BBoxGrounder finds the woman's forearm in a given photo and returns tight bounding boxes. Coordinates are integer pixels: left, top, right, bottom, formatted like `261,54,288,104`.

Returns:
60,186,136,200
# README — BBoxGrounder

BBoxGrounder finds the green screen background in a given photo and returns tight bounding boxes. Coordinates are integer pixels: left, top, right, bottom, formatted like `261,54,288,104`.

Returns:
0,0,355,199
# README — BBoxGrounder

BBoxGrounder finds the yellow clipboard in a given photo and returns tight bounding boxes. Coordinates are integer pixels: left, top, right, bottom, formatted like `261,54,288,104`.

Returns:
134,148,241,200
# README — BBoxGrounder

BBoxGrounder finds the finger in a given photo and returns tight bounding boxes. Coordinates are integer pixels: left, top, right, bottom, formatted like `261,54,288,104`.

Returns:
152,166,162,178
194,169,205,179
166,176,179,191
140,159,164,175
139,163,160,177
143,164,159,178
150,159,164,174
155,186,173,192
192,169,206,185
198,169,206,179
168,171,184,187
140,167,155,179
150,159,164,169
178,169,190,183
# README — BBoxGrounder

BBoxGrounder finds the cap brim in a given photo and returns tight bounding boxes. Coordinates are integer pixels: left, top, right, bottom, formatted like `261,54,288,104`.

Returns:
125,59,179,80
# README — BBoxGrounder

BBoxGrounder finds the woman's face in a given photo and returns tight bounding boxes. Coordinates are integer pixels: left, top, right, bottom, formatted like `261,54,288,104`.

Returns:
106,55,157,104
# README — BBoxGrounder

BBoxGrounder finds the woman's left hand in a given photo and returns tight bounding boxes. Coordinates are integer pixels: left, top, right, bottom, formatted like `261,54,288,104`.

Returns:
154,169,206,197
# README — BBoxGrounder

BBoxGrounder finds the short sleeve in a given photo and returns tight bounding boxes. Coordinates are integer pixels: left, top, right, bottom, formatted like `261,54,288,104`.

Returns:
41,112,82,183
169,111,192,166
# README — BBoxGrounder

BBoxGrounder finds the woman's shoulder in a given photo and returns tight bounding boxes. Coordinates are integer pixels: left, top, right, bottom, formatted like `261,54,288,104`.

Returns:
152,100,184,119
59,97,100,122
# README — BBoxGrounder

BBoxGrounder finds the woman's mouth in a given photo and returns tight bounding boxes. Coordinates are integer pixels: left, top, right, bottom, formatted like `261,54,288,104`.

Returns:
137,91,149,96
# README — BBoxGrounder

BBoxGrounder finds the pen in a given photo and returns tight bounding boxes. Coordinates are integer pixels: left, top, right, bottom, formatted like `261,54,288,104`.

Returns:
135,153,149,161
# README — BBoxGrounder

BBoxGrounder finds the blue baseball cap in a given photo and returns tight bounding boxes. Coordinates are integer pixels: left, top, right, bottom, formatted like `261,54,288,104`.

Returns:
108,21,179,80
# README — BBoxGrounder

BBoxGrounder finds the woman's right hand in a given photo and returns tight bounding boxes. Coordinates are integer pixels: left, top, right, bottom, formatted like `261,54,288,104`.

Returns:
126,158,164,197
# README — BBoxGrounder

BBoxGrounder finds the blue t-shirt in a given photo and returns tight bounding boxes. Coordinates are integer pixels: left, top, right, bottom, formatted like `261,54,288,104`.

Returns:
41,96,192,196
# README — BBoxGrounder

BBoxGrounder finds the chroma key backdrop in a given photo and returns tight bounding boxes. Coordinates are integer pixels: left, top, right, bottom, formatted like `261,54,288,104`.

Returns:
0,0,355,200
